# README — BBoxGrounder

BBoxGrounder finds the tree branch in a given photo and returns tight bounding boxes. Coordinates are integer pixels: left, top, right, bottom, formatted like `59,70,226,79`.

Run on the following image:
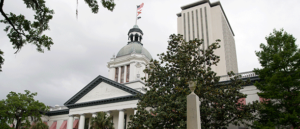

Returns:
0,0,25,37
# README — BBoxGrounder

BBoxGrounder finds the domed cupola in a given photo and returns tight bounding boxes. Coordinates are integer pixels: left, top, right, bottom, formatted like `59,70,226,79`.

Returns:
116,25,152,60
128,25,143,44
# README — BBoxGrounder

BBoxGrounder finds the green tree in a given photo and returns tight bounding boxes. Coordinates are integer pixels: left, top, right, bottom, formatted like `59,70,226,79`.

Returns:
0,0,116,72
0,100,12,129
0,90,48,129
128,34,258,129
253,29,300,128
31,121,48,129
90,112,114,129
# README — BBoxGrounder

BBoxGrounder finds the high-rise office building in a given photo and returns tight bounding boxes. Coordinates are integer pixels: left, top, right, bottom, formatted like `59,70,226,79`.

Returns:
177,0,238,76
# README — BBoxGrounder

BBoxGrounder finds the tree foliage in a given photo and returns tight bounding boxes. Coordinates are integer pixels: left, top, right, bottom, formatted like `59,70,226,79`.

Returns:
0,100,12,129
31,121,48,129
0,90,48,129
253,29,300,128
90,112,114,129
0,0,116,72
84,0,116,13
128,34,258,129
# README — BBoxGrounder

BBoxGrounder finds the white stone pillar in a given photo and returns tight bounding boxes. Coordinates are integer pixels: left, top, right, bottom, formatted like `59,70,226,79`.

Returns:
187,81,201,129
124,65,127,83
134,109,137,115
129,63,134,82
92,112,97,118
118,66,121,83
67,115,74,129
78,114,86,129
118,109,125,129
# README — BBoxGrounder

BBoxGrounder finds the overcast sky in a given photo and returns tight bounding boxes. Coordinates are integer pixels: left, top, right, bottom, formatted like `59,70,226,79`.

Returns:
1,0,299,106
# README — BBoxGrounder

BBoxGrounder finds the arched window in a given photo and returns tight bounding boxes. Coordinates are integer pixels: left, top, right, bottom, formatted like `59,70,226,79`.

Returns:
135,34,139,41
140,35,142,42
130,34,133,42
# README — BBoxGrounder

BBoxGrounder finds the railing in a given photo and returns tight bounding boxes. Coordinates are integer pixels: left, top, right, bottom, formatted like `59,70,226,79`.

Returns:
219,71,257,82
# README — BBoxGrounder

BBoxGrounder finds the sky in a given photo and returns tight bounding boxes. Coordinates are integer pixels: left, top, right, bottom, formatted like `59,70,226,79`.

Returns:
0,0,300,106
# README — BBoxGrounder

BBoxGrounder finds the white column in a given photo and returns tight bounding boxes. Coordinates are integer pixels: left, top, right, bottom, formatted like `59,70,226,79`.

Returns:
67,115,74,129
109,68,115,80
134,109,137,115
92,112,97,118
124,65,127,83
118,109,125,129
78,114,85,129
129,63,134,82
118,66,121,83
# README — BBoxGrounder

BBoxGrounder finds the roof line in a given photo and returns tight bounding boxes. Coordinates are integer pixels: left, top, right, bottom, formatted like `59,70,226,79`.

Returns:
66,95,139,109
64,75,142,105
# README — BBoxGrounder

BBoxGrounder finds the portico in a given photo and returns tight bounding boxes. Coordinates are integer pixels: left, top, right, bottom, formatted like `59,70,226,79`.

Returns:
66,108,137,129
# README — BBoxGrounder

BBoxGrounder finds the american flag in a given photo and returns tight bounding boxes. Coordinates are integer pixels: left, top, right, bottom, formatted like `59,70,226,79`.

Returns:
137,3,144,10
137,10,142,16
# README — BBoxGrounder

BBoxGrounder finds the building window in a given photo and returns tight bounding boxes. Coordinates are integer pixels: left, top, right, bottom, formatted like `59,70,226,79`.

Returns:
188,12,190,41
183,13,186,41
121,66,124,83
196,9,199,39
130,35,133,42
115,68,119,82
192,11,195,39
126,65,130,82
135,34,138,41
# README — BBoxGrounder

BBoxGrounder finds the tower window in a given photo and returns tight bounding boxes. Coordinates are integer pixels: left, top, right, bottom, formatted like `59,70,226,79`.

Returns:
121,66,124,83
130,34,133,42
115,68,119,82
126,65,130,82
135,34,138,41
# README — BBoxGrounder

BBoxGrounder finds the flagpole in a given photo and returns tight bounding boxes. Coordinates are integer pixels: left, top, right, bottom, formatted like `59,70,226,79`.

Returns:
135,5,138,25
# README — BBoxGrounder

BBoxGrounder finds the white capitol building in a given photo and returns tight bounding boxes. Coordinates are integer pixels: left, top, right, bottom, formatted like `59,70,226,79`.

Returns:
36,0,262,129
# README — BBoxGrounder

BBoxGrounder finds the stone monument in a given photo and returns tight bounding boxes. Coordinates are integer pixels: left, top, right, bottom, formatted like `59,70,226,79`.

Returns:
187,81,201,129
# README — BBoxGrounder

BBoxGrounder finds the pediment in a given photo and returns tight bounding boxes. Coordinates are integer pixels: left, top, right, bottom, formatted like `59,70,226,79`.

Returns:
75,82,131,103
64,75,142,106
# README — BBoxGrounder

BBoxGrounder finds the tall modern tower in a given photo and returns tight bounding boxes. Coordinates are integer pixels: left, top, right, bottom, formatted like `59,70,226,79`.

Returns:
177,0,238,76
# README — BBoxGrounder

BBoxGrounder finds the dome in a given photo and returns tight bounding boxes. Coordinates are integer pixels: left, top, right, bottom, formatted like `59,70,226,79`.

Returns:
116,42,152,60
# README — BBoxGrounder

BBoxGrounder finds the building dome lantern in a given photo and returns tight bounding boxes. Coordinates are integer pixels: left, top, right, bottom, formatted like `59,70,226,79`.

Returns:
128,25,143,44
